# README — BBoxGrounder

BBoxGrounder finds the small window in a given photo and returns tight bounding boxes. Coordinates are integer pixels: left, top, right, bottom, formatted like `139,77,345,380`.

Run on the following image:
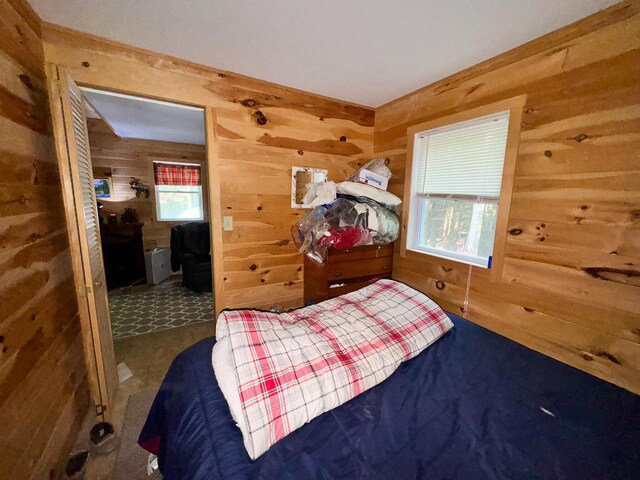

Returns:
407,111,510,268
154,161,204,221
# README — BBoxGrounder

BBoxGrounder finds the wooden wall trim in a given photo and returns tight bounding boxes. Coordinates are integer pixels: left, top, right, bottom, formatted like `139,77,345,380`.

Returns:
205,107,226,316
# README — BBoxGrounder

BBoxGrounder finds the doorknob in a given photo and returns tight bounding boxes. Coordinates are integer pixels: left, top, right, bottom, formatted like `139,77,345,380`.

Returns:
94,280,102,287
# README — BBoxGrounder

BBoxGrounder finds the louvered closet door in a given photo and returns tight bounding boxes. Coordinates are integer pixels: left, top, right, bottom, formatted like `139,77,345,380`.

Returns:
61,74,118,414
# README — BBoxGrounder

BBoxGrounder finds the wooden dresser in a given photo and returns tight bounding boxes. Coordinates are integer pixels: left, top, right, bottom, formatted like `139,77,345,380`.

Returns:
100,222,146,289
303,244,394,305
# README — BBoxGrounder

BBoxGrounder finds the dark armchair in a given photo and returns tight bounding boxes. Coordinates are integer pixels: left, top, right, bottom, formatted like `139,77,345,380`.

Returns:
170,222,212,293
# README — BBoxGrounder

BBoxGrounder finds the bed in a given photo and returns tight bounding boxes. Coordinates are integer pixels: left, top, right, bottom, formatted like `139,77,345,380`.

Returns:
139,312,640,479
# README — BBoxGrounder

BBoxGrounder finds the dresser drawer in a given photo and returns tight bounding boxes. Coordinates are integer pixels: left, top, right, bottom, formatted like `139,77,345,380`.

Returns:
327,247,364,262
361,244,394,259
327,244,393,263
304,243,396,306
328,256,392,281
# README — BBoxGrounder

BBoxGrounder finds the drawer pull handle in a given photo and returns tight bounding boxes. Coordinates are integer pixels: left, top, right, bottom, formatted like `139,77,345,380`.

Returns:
334,272,342,277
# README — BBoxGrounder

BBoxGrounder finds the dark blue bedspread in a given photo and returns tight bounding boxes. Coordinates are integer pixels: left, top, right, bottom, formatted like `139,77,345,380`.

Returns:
139,314,640,480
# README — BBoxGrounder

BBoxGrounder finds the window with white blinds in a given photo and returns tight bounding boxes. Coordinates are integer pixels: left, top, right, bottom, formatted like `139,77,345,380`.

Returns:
414,112,509,199
408,111,511,268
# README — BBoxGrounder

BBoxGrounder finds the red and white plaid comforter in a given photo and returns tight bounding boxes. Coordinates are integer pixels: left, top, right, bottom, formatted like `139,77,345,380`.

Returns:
212,279,453,459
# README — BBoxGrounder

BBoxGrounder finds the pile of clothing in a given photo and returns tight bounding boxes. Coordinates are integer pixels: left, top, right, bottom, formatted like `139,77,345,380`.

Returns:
292,158,402,264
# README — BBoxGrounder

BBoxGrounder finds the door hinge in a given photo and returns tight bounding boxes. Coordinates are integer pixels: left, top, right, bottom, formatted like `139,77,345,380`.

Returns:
95,403,107,416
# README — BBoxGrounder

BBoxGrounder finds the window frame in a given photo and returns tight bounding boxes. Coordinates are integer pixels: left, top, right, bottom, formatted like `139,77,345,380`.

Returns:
153,161,205,222
401,96,526,280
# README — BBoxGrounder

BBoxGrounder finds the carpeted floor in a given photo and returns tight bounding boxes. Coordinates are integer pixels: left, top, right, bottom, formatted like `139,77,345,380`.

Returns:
109,281,214,340
111,390,160,479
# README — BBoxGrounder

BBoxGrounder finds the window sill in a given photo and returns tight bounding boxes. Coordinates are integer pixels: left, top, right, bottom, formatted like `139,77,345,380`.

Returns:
407,246,489,269
403,247,495,279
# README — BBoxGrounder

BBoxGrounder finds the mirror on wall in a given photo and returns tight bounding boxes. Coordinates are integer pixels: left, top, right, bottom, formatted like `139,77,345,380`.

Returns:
291,166,328,208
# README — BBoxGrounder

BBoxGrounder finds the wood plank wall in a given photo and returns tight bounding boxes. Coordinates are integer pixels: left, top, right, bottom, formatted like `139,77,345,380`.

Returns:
0,0,89,478
87,118,208,250
41,25,374,311
375,2,640,393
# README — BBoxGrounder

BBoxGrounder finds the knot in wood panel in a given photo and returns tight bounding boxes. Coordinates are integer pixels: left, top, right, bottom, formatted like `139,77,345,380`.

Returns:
81,61,90,68
592,350,621,365
574,133,588,142
435,280,445,290
241,99,258,107
509,228,522,236
583,267,640,286
18,74,34,91
253,111,268,125
249,264,257,271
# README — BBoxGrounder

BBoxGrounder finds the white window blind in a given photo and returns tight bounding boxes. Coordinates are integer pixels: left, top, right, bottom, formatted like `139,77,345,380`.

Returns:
414,111,510,199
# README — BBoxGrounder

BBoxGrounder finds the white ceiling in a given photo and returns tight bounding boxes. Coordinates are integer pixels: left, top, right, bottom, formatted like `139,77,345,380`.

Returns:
33,0,617,107
82,88,205,145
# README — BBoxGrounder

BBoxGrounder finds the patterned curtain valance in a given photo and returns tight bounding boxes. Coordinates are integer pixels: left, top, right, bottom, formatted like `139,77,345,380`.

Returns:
154,162,201,186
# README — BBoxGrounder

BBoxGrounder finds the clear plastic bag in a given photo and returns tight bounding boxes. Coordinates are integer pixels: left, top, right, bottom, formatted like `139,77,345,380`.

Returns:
346,157,393,183
292,198,399,264
367,199,400,244
301,181,337,207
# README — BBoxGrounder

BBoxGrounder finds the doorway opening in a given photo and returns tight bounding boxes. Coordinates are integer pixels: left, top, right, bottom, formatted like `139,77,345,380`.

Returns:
48,66,220,419
81,88,215,341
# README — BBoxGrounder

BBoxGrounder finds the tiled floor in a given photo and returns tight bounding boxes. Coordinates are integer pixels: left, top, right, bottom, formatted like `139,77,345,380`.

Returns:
108,277,215,340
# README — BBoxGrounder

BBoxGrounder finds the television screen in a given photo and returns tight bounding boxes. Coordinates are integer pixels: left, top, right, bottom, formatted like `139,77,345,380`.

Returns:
94,178,111,198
